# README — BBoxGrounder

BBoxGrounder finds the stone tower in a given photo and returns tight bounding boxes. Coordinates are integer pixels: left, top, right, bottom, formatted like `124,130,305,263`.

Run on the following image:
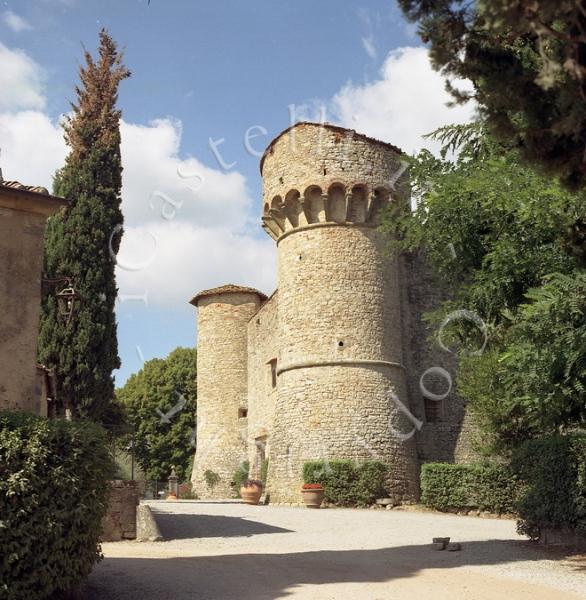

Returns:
190,285,266,499
261,122,420,503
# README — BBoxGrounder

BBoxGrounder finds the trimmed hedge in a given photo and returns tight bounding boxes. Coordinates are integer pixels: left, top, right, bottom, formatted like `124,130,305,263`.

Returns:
420,463,519,514
0,411,114,600
303,460,388,507
512,435,586,540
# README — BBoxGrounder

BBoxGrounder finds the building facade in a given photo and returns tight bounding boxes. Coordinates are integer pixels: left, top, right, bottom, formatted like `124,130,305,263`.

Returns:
0,179,66,415
191,122,476,502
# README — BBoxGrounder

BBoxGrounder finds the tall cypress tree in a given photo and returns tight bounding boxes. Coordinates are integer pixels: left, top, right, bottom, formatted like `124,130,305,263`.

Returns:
39,30,130,422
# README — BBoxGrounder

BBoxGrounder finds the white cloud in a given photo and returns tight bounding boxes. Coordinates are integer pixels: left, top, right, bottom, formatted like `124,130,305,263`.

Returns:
0,42,275,308
361,35,377,60
120,119,254,230
2,11,33,33
116,118,277,306
0,42,45,112
330,46,476,155
0,110,276,305
0,110,65,186
116,222,276,309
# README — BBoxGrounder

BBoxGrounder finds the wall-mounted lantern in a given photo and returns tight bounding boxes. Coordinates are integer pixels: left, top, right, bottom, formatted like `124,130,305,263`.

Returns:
56,284,79,325
42,277,79,325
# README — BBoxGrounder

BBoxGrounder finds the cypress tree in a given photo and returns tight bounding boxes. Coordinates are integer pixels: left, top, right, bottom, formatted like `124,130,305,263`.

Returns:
39,30,130,422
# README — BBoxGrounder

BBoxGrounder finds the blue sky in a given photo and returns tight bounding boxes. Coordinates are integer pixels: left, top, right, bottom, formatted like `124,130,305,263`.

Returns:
0,0,474,385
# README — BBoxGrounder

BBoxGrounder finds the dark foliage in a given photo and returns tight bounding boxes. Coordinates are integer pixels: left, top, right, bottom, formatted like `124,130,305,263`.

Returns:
420,463,520,514
398,0,586,190
0,411,113,599
512,434,586,539
303,460,388,507
39,30,130,422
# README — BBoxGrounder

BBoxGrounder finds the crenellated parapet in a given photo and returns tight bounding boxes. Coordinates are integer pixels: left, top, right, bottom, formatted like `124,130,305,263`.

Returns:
261,183,393,241
260,122,408,242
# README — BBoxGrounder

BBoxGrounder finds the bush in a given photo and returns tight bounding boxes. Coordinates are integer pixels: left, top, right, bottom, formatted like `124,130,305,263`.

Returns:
512,435,586,540
0,411,114,600
303,460,388,507
203,469,220,492
420,463,519,514
231,460,250,497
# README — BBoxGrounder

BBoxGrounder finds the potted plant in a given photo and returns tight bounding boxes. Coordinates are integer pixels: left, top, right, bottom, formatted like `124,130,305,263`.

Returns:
301,483,325,508
240,479,263,505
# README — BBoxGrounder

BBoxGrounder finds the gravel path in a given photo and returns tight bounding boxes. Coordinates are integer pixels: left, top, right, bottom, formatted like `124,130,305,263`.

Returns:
84,500,585,600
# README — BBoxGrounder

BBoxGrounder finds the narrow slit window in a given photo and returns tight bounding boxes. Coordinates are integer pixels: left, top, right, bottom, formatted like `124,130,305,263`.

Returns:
269,359,277,389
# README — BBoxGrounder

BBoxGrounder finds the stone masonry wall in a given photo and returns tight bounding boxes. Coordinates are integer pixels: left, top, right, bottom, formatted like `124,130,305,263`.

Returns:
0,207,48,413
262,123,419,504
261,122,408,211
246,291,279,481
270,225,419,503
400,250,480,464
191,123,480,504
191,291,262,498
101,480,139,542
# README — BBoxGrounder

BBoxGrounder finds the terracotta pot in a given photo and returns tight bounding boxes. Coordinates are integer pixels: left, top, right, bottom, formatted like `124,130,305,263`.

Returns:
301,488,325,508
240,483,263,505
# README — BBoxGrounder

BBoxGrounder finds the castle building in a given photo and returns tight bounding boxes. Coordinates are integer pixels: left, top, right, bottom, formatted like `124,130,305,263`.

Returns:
0,178,66,416
190,122,476,503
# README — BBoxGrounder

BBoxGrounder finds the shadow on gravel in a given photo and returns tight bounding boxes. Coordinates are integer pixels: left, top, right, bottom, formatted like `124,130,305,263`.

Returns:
151,511,293,540
84,540,583,600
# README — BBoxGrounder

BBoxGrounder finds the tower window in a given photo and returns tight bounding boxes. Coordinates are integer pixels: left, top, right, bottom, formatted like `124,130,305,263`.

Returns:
424,397,443,423
238,408,248,419
268,358,277,388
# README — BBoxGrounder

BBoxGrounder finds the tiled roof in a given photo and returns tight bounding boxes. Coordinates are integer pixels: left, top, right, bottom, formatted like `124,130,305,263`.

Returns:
0,179,50,195
189,284,268,306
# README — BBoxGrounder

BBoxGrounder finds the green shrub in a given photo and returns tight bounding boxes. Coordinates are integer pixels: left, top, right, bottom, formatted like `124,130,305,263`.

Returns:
0,411,114,600
231,460,250,497
303,460,388,507
203,469,220,491
512,435,586,540
420,463,519,514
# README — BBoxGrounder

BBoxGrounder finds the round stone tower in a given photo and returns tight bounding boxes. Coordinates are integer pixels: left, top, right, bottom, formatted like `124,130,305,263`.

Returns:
261,122,419,503
190,284,266,499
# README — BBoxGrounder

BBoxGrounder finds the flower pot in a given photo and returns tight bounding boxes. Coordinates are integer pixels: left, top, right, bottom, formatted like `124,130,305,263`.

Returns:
301,488,325,508
240,483,263,505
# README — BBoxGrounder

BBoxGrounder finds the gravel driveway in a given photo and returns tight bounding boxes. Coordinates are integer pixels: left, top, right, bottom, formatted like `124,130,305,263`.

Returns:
84,500,585,600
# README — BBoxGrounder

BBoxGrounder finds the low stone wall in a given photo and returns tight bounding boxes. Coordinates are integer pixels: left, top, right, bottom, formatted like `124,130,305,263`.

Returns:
101,480,139,542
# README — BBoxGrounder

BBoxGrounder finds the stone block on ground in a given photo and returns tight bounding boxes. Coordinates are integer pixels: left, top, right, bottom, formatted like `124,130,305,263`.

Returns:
136,504,163,542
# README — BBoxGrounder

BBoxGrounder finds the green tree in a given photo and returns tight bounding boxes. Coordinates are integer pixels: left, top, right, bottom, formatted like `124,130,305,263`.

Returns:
39,30,130,422
117,347,196,482
397,1,586,194
383,123,586,453
459,272,586,452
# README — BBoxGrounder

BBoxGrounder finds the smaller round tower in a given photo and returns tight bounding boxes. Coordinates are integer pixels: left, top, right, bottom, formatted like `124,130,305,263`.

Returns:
190,284,266,499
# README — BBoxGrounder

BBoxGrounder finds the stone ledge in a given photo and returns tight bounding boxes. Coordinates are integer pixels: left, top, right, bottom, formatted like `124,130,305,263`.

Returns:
277,358,406,376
